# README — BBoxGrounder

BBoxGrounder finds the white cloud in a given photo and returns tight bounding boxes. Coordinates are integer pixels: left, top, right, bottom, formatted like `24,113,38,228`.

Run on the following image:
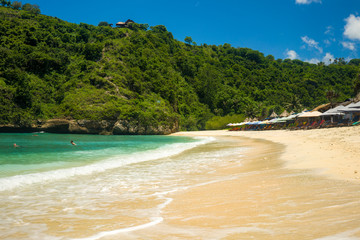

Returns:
295,0,321,4
301,36,323,53
344,14,360,41
325,26,333,35
322,52,334,65
324,38,336,46
305,58,320,64
341,41,356,51
305,53,334,65
286,50,299,60
324,39,331,45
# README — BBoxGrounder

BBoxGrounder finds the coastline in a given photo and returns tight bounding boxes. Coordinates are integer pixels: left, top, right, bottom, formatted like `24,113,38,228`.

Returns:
2,128,360,239
172,126,360,182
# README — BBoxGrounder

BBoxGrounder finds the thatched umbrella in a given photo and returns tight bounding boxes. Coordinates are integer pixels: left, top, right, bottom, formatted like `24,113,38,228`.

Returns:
269,111,278,119
280,110,289,117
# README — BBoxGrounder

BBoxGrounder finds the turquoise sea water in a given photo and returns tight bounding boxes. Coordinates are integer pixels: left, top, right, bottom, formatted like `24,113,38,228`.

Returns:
0,133,197,177
2,132,244,239
0,133,205,190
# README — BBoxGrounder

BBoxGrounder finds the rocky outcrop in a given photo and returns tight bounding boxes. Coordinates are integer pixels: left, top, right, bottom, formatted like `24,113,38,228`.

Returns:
41,119,71,133
0,119,178,135
112,120,177,135
70,120,116,135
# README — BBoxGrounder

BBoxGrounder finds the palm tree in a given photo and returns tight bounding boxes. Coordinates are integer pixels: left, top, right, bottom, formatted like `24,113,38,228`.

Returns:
325,89,339,107
244,102,259,118
353,74,360,97
285,95,302,113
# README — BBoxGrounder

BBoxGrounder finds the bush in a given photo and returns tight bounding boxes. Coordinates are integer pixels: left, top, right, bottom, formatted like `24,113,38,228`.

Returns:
205,114,245,130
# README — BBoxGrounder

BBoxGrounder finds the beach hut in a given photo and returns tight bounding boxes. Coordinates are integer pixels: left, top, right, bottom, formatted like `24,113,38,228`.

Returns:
320,105,346,123
350,101,360,108
320,105,346,116
339,102,360,122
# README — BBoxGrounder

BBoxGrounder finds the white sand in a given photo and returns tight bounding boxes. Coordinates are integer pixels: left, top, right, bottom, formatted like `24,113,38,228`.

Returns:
172,126,360,182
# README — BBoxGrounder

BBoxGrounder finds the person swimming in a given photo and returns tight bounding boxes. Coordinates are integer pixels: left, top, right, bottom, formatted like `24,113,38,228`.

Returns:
14,143,19,148
70,140,76,146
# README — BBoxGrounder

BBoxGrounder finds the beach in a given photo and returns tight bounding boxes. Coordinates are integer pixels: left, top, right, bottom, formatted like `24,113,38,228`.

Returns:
172,126,360,182
1,128,360,239
156,126,360,239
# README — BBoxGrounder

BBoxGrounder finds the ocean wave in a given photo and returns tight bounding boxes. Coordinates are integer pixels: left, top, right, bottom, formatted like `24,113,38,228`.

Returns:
0,137,214,191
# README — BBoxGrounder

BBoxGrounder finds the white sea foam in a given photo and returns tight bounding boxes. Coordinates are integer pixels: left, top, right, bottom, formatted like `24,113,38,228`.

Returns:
314,228,360,240
72,217,163,240
0,137,215,191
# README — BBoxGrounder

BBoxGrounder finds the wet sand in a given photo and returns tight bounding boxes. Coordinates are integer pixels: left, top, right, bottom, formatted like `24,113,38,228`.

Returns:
112,128,360,239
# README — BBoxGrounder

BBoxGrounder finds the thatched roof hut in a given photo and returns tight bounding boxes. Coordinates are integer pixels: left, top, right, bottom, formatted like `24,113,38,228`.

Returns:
116,19,135,28
312,103,331,113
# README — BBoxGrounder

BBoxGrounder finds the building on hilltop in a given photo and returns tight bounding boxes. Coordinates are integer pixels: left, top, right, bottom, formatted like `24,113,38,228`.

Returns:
116,19,135,28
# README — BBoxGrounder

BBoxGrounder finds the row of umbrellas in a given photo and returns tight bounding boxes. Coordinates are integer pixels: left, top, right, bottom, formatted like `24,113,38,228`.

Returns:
227,101,360,127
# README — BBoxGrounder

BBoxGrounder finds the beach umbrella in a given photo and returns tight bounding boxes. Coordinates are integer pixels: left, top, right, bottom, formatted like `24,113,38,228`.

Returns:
298,111,322,118
280,110,290,117
280,113,299,121
269,111,278,119
268,118,285,123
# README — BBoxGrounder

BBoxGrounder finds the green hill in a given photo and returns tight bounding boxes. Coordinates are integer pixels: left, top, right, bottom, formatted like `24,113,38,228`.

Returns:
0,6,359,133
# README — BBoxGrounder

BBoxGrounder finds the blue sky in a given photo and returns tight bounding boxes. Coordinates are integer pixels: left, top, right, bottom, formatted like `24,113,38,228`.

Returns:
24,0,360,64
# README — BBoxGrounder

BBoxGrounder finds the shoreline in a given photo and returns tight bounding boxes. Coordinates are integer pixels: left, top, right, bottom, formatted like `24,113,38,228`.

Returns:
172,126,360,182
161,128,360,239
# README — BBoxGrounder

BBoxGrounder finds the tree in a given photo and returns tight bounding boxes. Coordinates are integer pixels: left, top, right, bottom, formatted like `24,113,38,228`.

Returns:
184,36,193,45
285,95,302,113
150,25,167,33
11,1,22,9
325,89,339,107
349,59,360,66
353,74,360,96
98,21,110,27
22,3,40,14
244,101,259,118
0,0,6,6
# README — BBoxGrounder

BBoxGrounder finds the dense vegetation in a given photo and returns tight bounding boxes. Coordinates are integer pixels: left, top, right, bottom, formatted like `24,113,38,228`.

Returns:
1,6,360,131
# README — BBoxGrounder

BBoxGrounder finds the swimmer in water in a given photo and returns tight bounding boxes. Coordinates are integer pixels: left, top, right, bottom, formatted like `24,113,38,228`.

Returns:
70,140,76,146
14,143,19,148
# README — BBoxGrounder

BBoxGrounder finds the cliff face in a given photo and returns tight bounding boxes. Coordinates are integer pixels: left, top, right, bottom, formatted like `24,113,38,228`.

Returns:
0,119,178,135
